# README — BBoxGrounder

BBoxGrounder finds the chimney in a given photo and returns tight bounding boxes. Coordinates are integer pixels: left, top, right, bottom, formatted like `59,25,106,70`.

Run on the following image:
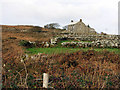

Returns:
71,20,73,22
80,19,82,22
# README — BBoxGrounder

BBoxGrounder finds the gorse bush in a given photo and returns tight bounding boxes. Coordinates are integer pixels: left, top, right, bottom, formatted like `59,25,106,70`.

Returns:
2,50,120,88
19,40,30,46
8,37,17,39
19,40,34,48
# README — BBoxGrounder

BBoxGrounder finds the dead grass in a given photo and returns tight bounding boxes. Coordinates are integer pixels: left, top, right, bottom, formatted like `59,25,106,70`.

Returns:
2,27,60,63
2,26,120,88
2,49,120,88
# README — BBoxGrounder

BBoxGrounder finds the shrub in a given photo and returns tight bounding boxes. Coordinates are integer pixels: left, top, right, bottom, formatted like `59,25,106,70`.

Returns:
19,40,34,48
8,37,17,39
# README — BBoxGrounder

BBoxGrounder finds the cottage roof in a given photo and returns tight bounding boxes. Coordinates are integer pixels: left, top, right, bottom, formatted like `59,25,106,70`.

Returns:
90,28,95,31
68,21,78,26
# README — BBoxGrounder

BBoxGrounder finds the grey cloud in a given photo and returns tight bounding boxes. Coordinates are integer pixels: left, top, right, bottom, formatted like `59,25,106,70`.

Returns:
1,0,119,34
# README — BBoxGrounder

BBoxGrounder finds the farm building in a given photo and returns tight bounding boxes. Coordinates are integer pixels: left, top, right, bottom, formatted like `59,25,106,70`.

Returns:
67,19,97,35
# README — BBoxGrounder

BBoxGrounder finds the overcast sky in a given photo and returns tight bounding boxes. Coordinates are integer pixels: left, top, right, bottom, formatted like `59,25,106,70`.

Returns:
0,0,119,34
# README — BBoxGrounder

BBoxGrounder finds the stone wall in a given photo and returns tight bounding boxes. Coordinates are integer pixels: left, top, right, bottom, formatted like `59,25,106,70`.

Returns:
58,35,120,41
21,35,120,48
61,40,120,48
50,35,120,48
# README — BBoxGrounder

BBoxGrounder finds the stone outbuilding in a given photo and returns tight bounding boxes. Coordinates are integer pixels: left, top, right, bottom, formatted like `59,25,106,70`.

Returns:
67,19,97,35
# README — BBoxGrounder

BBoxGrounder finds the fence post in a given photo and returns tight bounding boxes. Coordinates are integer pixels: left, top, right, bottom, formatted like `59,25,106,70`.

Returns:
43,73,49,88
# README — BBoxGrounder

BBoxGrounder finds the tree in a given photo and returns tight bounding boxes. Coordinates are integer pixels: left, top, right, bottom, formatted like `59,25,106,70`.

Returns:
101,32,107,35
62,25,68,30
44,23,60,29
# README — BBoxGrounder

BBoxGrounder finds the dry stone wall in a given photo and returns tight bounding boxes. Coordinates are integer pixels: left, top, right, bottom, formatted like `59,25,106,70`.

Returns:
22,35,120,48
51,35,120,48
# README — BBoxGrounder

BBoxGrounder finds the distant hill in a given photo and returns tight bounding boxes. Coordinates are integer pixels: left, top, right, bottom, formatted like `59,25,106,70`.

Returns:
0,25,42,32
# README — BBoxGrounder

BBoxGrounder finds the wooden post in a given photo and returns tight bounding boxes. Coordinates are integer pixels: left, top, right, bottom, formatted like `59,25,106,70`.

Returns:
43,73,49,88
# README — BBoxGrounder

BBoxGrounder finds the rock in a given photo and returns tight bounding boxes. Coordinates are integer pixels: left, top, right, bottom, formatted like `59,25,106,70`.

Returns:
44,42,49,47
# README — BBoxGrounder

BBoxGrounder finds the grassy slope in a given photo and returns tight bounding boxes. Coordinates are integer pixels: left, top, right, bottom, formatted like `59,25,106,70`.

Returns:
26,47,120,55
26,47,81,55
2,28,120,88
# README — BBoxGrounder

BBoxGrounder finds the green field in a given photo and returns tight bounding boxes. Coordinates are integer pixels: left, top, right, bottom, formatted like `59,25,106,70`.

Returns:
26,47,82,55
26,47,120,55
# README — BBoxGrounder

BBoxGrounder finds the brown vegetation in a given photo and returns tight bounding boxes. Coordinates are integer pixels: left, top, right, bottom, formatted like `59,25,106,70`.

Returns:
2,25,62,64
2,49,120,88
2,25,120,88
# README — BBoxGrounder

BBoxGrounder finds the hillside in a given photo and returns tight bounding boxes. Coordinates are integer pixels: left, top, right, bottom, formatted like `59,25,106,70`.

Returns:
1,25,120,89
2,25,63,68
